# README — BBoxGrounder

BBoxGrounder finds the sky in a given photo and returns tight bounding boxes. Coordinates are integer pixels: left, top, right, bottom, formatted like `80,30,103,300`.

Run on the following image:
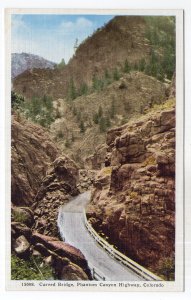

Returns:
11,14,114,63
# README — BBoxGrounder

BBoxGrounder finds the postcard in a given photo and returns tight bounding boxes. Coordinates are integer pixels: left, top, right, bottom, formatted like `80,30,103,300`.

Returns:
5,8,184,291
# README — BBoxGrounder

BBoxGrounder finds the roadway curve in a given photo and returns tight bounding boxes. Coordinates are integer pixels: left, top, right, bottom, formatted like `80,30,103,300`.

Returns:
57,191,142,281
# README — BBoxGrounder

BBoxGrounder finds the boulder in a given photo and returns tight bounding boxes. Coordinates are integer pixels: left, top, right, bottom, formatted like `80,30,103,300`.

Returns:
59,262,89,280
11,222,31,240
11,206,34,227
32,232,87,269
13,235,30,258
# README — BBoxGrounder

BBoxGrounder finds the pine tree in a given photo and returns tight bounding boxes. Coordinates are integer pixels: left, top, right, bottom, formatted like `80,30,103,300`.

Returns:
68,78,77,100
113,68,120,81
11,91,24,110
110,99,116,119
98,106,103,118
80,120,85,133
99,117,106,133
104,69,112,85
93,112,99,124
138,58,146,72
105,115,111,128
79,82,88,96
124,59,131,73
56,58,66,69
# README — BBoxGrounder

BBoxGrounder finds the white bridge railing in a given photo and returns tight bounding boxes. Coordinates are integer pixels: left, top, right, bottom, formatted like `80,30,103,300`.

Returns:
83,210,163,281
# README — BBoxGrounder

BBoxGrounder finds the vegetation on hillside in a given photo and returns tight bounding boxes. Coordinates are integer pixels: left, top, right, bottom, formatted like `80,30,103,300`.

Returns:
55,58,66,70
11,92,55,128
157,255,175,281
144,16,175,80
11,254,55,280
65,16,175,102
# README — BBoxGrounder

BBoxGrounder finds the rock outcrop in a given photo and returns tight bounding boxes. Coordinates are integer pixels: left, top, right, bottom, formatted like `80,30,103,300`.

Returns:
87,99,175,278
11,219,91,280
11,115,91,280
31,156,79,237
77,169,97,193
11,115,60,206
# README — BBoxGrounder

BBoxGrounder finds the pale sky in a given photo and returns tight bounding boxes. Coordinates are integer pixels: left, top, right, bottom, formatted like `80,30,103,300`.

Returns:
11,14,114,63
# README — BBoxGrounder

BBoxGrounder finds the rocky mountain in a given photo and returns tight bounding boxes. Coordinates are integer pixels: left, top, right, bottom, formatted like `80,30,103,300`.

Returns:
11,53,56,79
86,98,175,280
12,16,175,100
11,114,91,280
11,15,176,281
50,71,168,167
11,114,61,206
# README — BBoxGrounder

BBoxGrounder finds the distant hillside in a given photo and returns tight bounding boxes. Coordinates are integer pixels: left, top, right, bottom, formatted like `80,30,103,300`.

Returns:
50,71,168,166
11,53,56,79
13,16,175,100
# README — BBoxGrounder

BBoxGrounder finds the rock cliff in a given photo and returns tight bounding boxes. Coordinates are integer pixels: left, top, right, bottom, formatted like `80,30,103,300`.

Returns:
11,114,91,280
11,114,60,206
86,99,175,279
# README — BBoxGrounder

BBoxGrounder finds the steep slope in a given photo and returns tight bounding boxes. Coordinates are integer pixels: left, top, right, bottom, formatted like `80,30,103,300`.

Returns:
11,114,61,206
11,53,56,79
13,16,175,100
86,98,175,280
50,71,167,167
11,114,91,280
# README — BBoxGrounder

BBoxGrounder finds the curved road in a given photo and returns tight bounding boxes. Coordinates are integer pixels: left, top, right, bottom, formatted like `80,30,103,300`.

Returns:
57,191,142,281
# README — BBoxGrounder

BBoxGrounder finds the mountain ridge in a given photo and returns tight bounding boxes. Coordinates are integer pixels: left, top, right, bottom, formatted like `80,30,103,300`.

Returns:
12,52,56,79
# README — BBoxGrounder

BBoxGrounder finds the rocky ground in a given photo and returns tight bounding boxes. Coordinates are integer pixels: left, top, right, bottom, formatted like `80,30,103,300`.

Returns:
11,208,91,280
86,99,175,279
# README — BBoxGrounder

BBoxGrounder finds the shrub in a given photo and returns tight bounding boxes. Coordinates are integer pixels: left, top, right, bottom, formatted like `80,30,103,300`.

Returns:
138,58,146,72
55,108,61,119
105,116,111,128
93,112,99,124
56,58,66,70
65,139,70,148
11,254,55,280
12,210,28,223
57,130,64,139
22,95,55,128
142,156,156,167
72,106,77,116
102,167,112,175
157,255,175,280
92,74,104,92
144,16,175,80
123,59,131,73
130,191,138,199
109,99,116,119
11,91,24,110
79,82,88,96
98,106,103,118
104,69,112,85
99,117,107,133
80,120,85,133
113,68,120,81
68,78,77,100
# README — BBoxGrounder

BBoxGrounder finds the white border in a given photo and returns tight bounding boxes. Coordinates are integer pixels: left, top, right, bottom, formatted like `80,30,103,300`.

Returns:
1,0,190,299
5,7,184,292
